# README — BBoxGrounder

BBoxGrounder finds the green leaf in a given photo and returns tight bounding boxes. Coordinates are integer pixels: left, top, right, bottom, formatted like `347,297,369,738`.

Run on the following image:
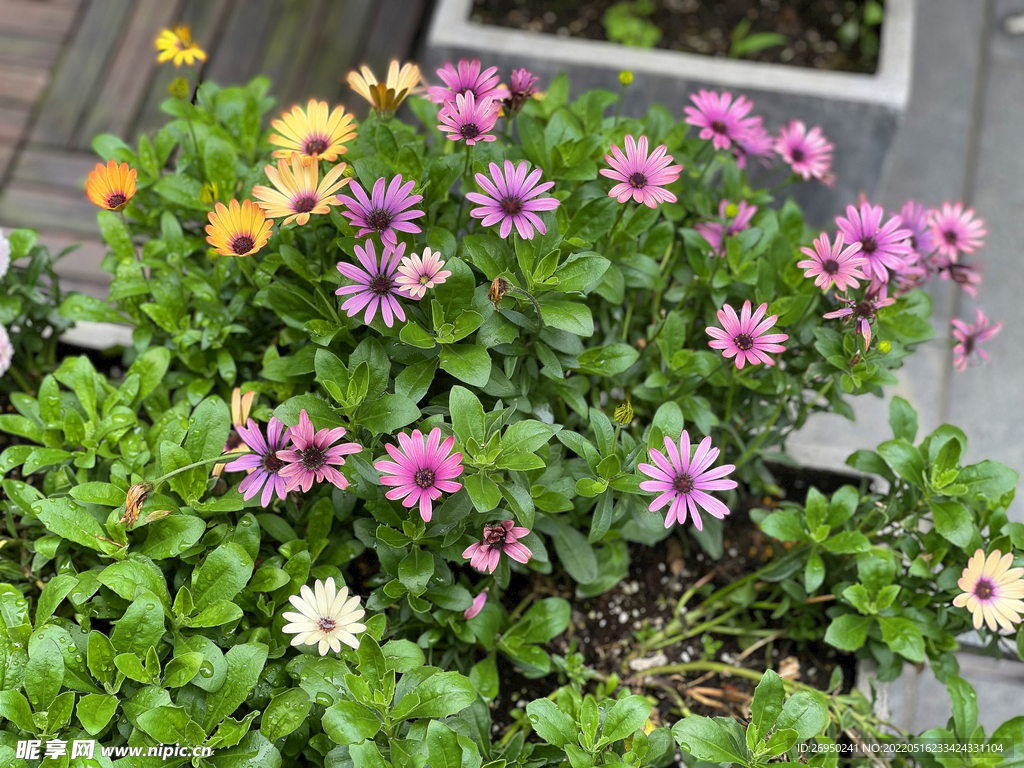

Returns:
77,693,118,735
450,386,485,446
164,652,203,687
601,695,652,744
153,173,206,209
576,344,639,376
947,674,977,740
35,574,78,627
822,530,871,554
469,655,499,702
877,439,925,485
361,393,421,436
958,461,1019,498
502,419,556,454
427,720,480,768
672,716,749,764
185,397,232,463
187,600,244,627
0,690,36,732
126,347,171,403
750,670,785,742
553,251,610,292
261,688,311,741
70,482,126,507
804,551,825,593
930,500,974,547
190,542,254,612
539,300,594,336
400,670,475,719
550,521,598,583
889,396,918,442
759,510,805,542
776,691,829,740
137,705,203,745
824,614,871,652
110,592,165,657
439,344,492,387
398,548,434,596
33,497,118,554
878,616,924,662
25,636,64,710
203,642,268,731
138,514,206,559
526,698,576,747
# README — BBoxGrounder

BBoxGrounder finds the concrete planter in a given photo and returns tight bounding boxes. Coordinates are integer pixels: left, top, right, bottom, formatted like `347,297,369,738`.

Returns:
423,0,916,224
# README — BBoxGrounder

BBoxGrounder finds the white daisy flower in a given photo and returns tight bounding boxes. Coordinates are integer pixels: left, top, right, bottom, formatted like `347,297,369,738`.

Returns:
0,228,10,280
0,326,12,378
282,577,366,655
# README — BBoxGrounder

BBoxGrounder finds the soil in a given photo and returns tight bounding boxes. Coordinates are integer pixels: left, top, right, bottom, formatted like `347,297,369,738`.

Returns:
471,0,883,74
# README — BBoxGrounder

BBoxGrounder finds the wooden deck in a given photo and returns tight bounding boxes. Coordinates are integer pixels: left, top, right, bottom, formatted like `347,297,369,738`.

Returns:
0,0,430,295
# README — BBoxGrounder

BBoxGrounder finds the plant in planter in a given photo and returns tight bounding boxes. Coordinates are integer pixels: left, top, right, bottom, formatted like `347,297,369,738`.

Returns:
0,37,1021,766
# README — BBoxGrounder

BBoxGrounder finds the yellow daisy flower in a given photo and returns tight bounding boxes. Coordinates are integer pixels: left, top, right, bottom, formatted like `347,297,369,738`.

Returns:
85,160,137,212
347,60,422,116
270,100,357,163
205,200,272,257
953,548,1024,632
155,25,207,68
252,153,350,227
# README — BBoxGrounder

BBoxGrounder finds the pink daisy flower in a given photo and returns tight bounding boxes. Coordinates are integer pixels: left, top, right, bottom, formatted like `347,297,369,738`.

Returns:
336,240,412,328
684,90,757,151
694,200,758,256
898,200,937,259
706,300,788,369
883,251,930,296
374,427,464,522
437,92,499,145
462,520,532,573
928,202,987,261
600,134,683,208
466,160,560,239
936,257,983,297
822,289,896,350
638,431,737,531
396,247,451,300
338,175,424,247
278,410,362,493
224,418,291,507
464,589,488,619
775,121,834,182
953,549,1024,632
951,308,1001,371
504,68,538,114
797,232,867,292
428,59,508,104
732,116,774,169
835,202,913,284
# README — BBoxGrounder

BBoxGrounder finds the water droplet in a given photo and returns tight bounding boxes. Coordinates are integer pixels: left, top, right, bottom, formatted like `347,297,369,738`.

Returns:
315,693,332,706
15,599,26,607
58,636,67,643
198,663,214,678
146,603,156,610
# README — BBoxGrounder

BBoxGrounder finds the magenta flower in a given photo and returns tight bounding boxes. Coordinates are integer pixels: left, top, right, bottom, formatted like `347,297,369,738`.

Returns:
775,121,834,182
638,432,737,530
428,59,508,104
396,247,451,300
898,200,937,258
338,175,424,247
504,68,538,114
822,289,896,350
952,308,1001,371
278,410,362,493
223,418,291,507
706,300,788,369
600,135,683,208
374,427,464,522
466,160,560,239
928,202,986,261
936,257,983,297
835,202,913,283
883,251,930,296
463,520,532,573
684,90,757,151
437,92,499,145
336,240,412,327
464,589,488,619
732,116,774,169
694,200,758,256
797,232,867,292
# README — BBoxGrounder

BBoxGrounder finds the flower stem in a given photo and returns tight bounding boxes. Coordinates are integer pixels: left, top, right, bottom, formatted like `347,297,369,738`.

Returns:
455,142,473,229
154,452,249,487
118,211,140,261
734,391,788,470
7,363,35,395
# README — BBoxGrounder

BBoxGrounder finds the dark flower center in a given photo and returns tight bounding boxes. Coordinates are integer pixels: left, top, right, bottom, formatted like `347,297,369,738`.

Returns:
944,230,958,244
299,445,327,471
500,196,523,216
366,208,393,232
854,301,875,320
262,452,285,473
711,120,727,134
629,172,648,189
460,123,480,139
484,527,506,545
317,616,336,632
974,578,994,600
231,236,255,255
305,138,329,155
790,148,805,162
910,235,918,250
672,473,695,494
294,195,318,214
861,237,878,254
822,259,840,274
413,468,435,489
733,333,754,351
107,193,127,209
369,274,394,296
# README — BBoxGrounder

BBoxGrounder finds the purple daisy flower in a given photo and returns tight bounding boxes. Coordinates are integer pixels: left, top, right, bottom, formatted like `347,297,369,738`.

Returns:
504,68,538,114
822,288,896,350
684,90,758,151
928,202,987,261
694,200,758,256
797,232,867,292
224,418,291,507
638,431,737,530
374,427,465,522
706,300,789,369
462,520,532,573
775,121,834,182
336,240,412,328
936,257,983,297
437,92,499,145
732,116,774,169
428,59,508,104
952,308,1002,371
338,175,424,247
466,160,560,239
898,200,937,258
835,202,913,284
600,134,683,208
278,409,362,493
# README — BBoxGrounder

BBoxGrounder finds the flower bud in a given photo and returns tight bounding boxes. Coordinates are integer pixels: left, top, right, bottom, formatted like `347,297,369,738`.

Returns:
725,202,739,218
619,70,633,86
878,340,892,353
488,276,510,311
200,182,219,205
168,77,190,100
122,482,153,527
614,401,633,426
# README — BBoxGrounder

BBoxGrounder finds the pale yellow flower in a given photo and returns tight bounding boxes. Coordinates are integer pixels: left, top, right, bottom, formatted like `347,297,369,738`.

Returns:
953,549,1024,632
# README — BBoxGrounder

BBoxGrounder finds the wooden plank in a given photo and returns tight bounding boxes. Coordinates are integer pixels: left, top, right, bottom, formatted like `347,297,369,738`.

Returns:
295,0,375,103
75,0,184,147
32,230,110,292
0,142,15,181
0,35,62,68
0,104,31,143
359,0,428,75
204,0,276,88
29,0,135,148
0,182,102,238
10,146,97,190
0,65,49,104
0,0,80,41
259,0,325,106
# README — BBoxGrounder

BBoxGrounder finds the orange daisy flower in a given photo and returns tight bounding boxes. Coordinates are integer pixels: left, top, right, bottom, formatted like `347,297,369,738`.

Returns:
205,200,272,257
85,160,137,212
269,100,357,162
155,25,207,68
347,61,422,116
252,153,350,227
953,548,1024,632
